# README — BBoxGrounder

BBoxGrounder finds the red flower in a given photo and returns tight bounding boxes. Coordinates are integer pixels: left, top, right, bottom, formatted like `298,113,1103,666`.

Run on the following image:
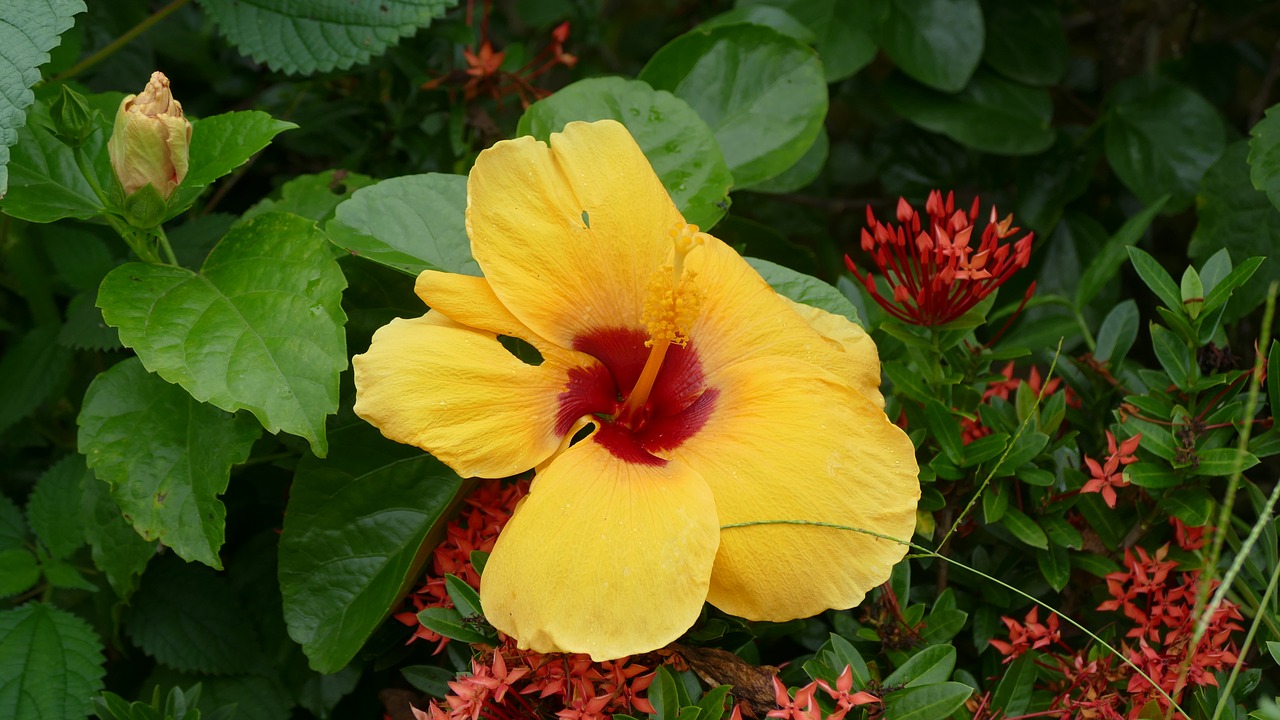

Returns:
846,190,1034,326
816,666,879,719
1081,431,1141,508
989,607,1062,661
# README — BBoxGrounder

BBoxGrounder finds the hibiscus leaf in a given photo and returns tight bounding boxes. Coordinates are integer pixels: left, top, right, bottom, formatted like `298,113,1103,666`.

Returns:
97,212,347,456
279,421,470,674
882,70,1054,156
164,111,297,220
736,0,878,82
518,76,734,230
870,0,983,92
325,173,478,277
77,358,261,569
79,470,155,601
0,603,106,720
745,258,861,326
639,24,827,189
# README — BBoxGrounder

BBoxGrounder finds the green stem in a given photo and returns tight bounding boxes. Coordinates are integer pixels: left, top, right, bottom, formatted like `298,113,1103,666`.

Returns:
154,225,178,266
719,519,1187,716
1211,558,1280,720
48,0,191,83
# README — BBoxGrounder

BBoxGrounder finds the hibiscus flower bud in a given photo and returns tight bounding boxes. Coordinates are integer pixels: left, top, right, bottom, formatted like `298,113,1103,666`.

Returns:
49,85,96,148
108,71,191,202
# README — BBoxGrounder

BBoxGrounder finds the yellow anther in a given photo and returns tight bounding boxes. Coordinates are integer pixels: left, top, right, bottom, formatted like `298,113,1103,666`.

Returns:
642,268,702,347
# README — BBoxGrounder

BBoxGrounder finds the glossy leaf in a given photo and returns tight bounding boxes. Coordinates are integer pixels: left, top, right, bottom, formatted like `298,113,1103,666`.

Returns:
98,212,347,456
981,0,1066,86
1200,256,1263,318
1075,197,1167,308
0,603,105,720
748,126,828,194
242,169,376,225
924,400,963,465
1160,488,1214,526
279,421,469,673
701,5,815,44
197,0,456,75
1094,300,1139,366
1193,448,1260,477
165,111,297,219
1000,507,1048,549
0,0,86,195
1248,102,1280,212
884,70,1053,155
77,358,261,569
639,24,827,189
883,645,956,688
738,0,878,82
746,257,861,325
871,0,983,92
991,654,1035,716
1127,247,1183,314
1038,543,1070,591
518,77,733,229
1105,75,1226,211
881,682,972,720
1149,324,1195,390
325,173,477,277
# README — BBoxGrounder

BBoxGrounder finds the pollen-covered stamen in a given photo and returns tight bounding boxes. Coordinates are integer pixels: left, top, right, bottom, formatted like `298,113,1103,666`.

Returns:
618,223,705,424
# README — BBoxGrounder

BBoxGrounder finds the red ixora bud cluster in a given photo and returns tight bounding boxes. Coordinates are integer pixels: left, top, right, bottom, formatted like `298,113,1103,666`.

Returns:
989,532,1243,718
1080,431,1142,509
846,190,1034,326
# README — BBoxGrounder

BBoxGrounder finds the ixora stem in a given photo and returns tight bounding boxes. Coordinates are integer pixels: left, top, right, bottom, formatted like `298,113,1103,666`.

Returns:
718,519,1189,717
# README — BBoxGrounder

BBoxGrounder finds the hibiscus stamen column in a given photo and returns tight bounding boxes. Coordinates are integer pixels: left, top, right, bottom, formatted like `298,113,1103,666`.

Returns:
618,223,704,425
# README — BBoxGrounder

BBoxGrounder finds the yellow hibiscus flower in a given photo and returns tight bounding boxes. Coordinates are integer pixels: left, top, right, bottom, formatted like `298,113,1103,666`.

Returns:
353,120,919,661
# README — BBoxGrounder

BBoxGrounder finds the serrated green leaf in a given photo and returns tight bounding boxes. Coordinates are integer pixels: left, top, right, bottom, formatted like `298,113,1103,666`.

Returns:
1094,300,1139,365
78,471,155,601
326,173,477,277
738,0,877,82
1190,142,1280,320
25,455,87,560
639,24,827,189
0,549,40,597
881,682,972,720
872,0,982,92
1105,75,1226,212
198,0,455,75
518,77,734,229
884,645,955,688
883,70,1054,155
0,324,73,435
1248,103,1280,212
242,169,375,226
1127,247,1184,314
745,257,860,325
98,213,346,456
77,358,261,569
1075,197,1167,308
279,421,469,674
147,668,292,720
0,603,106,720
0,495,25,552
0,0,87,196
126,555,266,675
58,292,122,351
40,556,95,591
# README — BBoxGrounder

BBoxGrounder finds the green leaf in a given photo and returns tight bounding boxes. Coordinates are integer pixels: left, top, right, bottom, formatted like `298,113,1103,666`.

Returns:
1038,542,1070,591
1125,463,1181,489
745,258,860,325
1075,197,1168,308
415,607,493,645
0,550,40,598
443,574,482,618
77,358,261,569
747,126,828,194
992,432,1049,476
1041,515,1083,549
1094,300,1139,366
962,433,1009,467
1190,142,1280,320
883,70,1054,155
881,682,972,720
402,665,454,697
738,0,878,82
1127,247,1184,314
924,400,963,465
78,471,155,600
518,77,734,229
639,24,827,189
98,213,347,456
279,421,469,674
990,654,1035,717
1267,640,1280,666
197,0,455,75
1105,75,1226,211
883,645,955,688
125,555,265,675
1270,340,1279,424
1193,448,1260,477
1160,488,1214,526
0,324,73,435
0,119,103,222
242,169,376,225
981,0,1066,86
59,293,122,351
1200,256,1264,318
0,0,86,196
25,455,87,560
696,685,732,720
325,173,477,277
165,111,297,218
0,603,105,720
649,666,683,720
871,0,983,92
40,557,94,591
0,495,26,552
701,5,816,44
1000,507,1048,549
1248,103,1280,212
1150,324,1195,391
981,482,1007,523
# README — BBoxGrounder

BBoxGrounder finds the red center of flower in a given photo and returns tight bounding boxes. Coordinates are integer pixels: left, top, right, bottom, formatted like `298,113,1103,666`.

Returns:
555,328,717,466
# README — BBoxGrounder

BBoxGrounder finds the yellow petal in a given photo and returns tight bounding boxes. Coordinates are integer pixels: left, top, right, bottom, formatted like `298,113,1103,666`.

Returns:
669,356,918,621
352,314,611,478
779,297,884,407
480,434,719,661
414,270,574,362
466,120,685,348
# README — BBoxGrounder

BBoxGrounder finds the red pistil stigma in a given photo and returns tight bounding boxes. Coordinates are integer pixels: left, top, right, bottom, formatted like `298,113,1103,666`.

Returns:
846,190,1036,327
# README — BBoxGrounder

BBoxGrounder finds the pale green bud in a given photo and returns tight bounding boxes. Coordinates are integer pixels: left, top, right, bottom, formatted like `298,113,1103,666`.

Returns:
107,71,192,201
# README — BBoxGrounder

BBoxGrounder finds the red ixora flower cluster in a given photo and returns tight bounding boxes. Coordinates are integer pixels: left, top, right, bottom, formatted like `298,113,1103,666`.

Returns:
1080,431,1142,509
846,190,1034,326
989,532,1243,719
763,668,879,720
960,362,1079,444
